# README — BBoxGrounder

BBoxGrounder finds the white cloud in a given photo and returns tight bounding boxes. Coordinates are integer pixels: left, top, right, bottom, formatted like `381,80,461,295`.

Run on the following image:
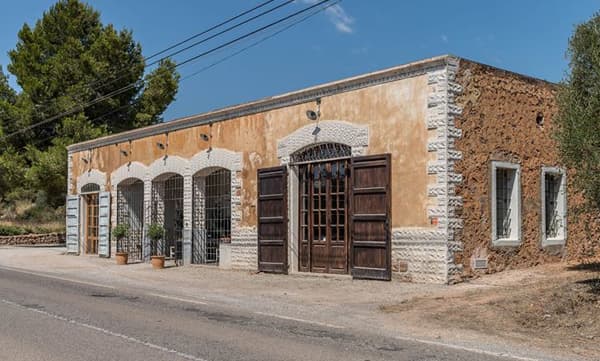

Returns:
300,0,355,34
441,34,448,43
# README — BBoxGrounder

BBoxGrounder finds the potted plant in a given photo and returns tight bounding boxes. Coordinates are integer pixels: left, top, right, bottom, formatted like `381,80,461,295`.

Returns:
113,223,129,265
147,223,165,269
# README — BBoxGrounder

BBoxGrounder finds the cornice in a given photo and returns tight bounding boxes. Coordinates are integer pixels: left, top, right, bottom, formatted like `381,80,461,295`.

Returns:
68,55,453,153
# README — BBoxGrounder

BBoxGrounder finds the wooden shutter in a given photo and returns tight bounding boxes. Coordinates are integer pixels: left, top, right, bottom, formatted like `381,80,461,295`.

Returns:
65,195,80,254
257,166,288,274
350,154,391,281
98,191,111,257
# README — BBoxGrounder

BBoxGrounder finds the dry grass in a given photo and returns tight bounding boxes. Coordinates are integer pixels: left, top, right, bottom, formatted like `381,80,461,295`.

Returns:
380,264,600,356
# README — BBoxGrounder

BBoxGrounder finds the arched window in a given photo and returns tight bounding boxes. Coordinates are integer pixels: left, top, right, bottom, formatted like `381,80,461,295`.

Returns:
116,178,144,261
192,167,231,264
290,143,351,164
81,183,101,193
151,173,184,261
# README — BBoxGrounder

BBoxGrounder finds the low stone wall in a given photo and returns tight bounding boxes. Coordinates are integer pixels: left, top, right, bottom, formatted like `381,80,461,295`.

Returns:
0,233,66,246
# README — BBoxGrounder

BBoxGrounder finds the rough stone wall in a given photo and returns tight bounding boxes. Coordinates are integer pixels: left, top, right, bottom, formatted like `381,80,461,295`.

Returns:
454,60,600,276
0,233,66,246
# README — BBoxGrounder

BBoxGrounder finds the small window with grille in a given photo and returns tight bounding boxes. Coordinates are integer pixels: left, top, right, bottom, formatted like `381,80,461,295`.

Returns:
541,167,566,246
491,161,521,246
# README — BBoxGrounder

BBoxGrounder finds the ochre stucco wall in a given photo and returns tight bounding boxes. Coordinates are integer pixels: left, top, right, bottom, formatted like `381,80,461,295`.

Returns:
455,61,600,276
71,74,432,229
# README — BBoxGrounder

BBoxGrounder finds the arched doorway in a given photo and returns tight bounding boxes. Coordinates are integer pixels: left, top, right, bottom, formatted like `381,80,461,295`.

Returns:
293,143,351,274
81,183,101,255
192,168,231,264
151,173,184,262
116,178,144,262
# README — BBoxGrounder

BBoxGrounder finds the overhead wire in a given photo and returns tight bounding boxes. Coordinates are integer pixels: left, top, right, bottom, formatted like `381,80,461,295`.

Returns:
91,0,296,94
17,0,289,123
0,0,335,143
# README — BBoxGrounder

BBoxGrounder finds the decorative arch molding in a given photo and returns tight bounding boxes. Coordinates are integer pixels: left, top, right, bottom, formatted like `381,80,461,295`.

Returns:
147,155,190,180
77,169,107,193
277,120,369,164
111,162,148,188
189,148,242,176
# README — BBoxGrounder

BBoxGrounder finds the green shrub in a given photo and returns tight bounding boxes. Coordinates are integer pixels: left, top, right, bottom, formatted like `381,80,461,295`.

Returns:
0,224,27,236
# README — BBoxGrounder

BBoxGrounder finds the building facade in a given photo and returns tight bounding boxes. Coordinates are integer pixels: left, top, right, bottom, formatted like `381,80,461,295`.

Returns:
66,55,600,283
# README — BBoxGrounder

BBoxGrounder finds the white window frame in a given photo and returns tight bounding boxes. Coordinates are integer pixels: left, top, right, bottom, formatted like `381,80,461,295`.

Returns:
491,161,521,247
540,167,567,247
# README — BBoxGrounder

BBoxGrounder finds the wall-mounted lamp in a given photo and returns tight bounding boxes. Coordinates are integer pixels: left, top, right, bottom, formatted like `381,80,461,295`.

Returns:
81,157,89,164
120,149,129,157
200,133,210,142
306,98,321,121
156,142,165,150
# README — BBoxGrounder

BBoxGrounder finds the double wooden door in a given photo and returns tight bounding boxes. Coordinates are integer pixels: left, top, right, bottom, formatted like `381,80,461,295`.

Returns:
299,160,349,274
257,153,392,280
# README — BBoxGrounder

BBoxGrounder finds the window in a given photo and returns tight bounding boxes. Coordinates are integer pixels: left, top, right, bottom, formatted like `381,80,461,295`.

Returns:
491,161,521,246
541,167,566,246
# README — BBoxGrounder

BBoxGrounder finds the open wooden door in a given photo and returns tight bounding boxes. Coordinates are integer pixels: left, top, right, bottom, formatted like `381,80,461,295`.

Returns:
257,166,288,274
98,191,111,257
65,195,80,254
349,154,391,280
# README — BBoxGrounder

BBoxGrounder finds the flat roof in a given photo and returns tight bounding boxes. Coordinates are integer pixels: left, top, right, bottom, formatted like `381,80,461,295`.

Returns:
67,54,553,153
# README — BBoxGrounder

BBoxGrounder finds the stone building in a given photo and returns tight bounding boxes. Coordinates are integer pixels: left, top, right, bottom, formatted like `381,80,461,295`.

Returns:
65,55,600,283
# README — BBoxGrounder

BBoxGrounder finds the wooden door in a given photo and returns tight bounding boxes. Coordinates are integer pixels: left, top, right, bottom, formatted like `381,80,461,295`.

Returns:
299,160,349,274
85,193,99,255
257,166,288,274
350,154,391,281
65,195,80,254
98,192,111,257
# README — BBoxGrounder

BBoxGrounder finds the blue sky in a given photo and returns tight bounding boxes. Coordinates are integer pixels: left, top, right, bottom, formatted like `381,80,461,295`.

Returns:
0,1,598,121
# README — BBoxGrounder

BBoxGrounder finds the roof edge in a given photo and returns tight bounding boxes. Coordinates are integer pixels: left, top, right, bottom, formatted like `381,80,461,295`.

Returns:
67,54,453,153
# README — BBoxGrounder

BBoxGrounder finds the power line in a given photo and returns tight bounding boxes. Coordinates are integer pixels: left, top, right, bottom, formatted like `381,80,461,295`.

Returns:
91,0,296,94
144,0,279,61
177,0,331,69
0,0,334,142
181,1,339,82
24,0,288,120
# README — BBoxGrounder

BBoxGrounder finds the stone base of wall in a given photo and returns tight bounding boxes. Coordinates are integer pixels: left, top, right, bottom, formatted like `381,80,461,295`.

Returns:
0,233,66,246
392,228,449,284
230,227,258,270
229,227,453,282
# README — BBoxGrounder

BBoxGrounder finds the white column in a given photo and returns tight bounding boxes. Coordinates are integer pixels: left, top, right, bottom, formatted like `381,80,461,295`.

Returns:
110,187,118,257
182,174,193,265
143,179,152,261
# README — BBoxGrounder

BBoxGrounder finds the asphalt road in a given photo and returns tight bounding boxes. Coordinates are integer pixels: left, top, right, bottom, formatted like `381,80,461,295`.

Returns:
0,267,512,361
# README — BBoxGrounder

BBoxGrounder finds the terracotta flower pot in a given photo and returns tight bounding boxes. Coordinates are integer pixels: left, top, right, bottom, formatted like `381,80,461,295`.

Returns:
115,252,128,265
151,255,165,269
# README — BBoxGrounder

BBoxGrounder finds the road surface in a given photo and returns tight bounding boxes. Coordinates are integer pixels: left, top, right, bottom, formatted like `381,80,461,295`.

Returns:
0,267,514,361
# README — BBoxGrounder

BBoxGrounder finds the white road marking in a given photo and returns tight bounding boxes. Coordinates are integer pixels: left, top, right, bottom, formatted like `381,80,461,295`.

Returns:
0,266,554,360
1,299,209,361
148,293,208,305
0,266,116,290
393,334,543,361
253,311,345,329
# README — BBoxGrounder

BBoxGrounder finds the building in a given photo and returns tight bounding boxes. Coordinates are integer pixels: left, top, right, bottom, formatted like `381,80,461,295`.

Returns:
65,55,600,283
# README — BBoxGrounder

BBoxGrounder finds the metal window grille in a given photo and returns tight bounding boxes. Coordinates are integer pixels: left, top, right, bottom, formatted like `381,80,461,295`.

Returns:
545,173,562,238
192,168,231,264
81,183,100,193
290,143,351,164
496,168,515,239
116,179,144,261
151,174,184,261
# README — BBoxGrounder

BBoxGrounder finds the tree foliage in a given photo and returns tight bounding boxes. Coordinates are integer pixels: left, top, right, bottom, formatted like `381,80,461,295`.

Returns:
556,12,600,209
0,0,180,209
